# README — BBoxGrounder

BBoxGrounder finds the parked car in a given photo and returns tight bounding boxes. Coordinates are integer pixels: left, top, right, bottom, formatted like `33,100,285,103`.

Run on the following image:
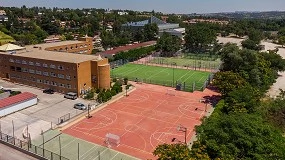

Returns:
43,88,54,94
74,103,87,110
64,92,77,100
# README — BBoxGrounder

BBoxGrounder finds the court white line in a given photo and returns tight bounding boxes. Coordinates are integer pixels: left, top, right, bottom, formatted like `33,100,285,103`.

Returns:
110,152,119,160
80,145,98,160
92,147,109,160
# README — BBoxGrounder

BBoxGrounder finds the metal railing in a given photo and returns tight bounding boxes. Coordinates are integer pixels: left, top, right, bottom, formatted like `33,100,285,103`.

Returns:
0,132,69,160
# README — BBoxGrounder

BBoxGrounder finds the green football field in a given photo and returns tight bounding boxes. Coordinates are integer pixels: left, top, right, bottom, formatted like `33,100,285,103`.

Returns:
111,63,210,91
148,57,221,71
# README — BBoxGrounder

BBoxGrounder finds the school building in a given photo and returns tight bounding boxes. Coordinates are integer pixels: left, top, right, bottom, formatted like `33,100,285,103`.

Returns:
0,38,110,96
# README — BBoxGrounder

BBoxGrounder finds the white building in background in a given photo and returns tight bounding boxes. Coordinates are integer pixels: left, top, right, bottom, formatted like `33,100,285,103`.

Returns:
118,11,129,15
122,16,185,40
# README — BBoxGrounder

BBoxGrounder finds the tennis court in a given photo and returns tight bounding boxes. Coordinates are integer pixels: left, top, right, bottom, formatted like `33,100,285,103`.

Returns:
63,83,219,159
32,129,137,160
111,63,210,91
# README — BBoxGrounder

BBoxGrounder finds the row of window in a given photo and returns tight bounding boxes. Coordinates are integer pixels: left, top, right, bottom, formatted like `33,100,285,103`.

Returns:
10,74,73,89
9,59,68,70
55,44,91,51
20,68,73,80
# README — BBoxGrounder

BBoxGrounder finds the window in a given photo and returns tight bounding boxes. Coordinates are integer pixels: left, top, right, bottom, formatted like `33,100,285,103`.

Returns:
43,80,49,84
58,74,65,79
43,71,49,76
36,79,42,83
10,66,15,71
29,61,34,66
9,59,14,63
66,75,71,80
59,83,65,88
43,63,48,68
15,59,21,63
35,62,41,66
22,68,28,72
29,69,35,74
66,84,72,89
36,70,42,75
50,64,56,69
31,77,36,82
22,60,27,64
58,65,64,70
50,72,56,77
51,81,57,86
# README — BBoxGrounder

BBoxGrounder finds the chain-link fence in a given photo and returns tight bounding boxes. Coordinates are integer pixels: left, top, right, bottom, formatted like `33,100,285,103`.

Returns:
0,132,68,160
57,102,101,125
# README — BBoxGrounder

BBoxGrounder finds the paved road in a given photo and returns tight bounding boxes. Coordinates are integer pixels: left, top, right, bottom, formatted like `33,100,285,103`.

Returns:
0,143,38,160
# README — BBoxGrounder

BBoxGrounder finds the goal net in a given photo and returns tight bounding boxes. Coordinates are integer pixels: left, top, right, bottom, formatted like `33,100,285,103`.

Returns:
105,133,120,147
166,89,176,96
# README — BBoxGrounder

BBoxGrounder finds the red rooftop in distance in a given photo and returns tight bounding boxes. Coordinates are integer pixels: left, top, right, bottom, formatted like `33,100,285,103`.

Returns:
0,92,37,109
98,41,156,55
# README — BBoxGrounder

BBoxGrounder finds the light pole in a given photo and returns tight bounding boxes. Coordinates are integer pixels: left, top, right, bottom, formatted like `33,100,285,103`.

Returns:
177,124,187,144
87,104,92,119
172,62,176,87
125,85,128,97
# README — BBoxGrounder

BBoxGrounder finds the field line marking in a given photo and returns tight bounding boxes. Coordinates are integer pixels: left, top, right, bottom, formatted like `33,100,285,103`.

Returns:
92,147,109,160
146,67,169,80
110,152,120,160
113,64,142,76
61,138,77,150
176,70,194,82
182,71,197,82
80,145,98,160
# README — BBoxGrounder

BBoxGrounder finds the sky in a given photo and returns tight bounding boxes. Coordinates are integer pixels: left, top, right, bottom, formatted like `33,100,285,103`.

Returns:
1,0,285,14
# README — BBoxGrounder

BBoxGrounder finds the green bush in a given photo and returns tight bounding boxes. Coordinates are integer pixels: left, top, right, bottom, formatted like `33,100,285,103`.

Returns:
9,91,21,97
112,78,117,82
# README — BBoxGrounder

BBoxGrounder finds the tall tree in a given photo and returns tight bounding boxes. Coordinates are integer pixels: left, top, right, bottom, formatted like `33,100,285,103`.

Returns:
185,24,216,53
156,32,182,57
143,23,158,41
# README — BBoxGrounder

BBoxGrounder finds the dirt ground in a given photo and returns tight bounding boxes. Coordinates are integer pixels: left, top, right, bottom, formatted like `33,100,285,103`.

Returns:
217,36,285,98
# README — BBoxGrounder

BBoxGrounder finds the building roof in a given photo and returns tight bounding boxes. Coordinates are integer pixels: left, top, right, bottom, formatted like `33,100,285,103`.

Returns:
122,16,168,27
0,43,25,51
0,92,37,109
98,41,156,55
0,41,101,63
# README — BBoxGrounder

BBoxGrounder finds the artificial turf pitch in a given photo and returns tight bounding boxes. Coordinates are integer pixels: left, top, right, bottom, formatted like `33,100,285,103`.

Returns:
111,63,210,91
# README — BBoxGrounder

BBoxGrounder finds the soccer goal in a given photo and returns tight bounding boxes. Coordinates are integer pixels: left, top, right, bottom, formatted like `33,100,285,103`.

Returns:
166,89,176,96
105,133,120,148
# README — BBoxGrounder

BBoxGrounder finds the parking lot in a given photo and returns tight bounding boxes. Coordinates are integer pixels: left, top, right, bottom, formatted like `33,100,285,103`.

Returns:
0,79,91,141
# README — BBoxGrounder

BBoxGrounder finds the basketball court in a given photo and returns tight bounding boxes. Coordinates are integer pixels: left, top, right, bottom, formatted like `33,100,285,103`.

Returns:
63,83,219,159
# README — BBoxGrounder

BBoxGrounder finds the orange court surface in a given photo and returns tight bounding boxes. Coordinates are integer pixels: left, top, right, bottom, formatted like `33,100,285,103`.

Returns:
63,83,220,159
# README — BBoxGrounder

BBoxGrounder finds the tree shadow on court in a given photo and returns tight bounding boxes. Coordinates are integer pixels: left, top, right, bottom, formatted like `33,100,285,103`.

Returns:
206,84,219,93
202,95,221,107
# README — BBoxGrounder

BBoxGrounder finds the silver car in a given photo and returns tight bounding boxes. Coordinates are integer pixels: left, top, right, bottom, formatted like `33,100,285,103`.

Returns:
74,103,87,110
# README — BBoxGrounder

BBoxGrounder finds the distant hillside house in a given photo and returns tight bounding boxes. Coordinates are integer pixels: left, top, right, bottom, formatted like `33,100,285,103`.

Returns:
122,16,185,40
0,10,8,22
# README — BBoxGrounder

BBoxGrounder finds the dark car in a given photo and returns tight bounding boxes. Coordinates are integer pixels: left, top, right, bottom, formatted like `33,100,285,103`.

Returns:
74,103,87,110
43,89,54,94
